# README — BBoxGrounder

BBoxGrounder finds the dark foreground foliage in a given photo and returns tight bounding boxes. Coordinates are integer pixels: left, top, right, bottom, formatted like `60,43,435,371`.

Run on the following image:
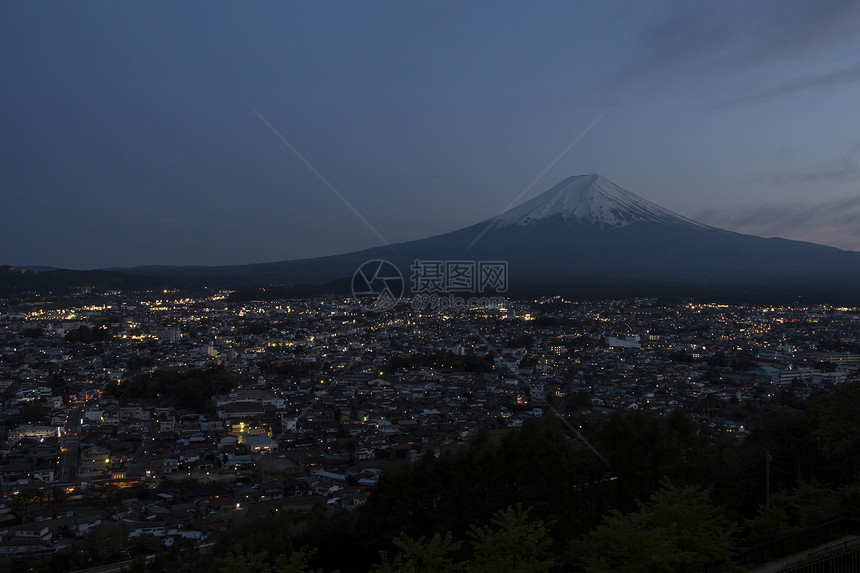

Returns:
10,379,860,573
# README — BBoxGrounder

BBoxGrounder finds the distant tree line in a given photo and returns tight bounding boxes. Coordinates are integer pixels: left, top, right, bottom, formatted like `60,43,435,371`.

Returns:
64,324,112,343
103,366,239,410
384,350,494,374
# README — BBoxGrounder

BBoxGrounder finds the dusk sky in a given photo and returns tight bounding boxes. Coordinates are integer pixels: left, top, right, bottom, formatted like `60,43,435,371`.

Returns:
3,1,860,269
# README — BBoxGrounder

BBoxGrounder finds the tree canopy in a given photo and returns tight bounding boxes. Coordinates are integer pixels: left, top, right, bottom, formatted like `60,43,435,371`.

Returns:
104,366,239,410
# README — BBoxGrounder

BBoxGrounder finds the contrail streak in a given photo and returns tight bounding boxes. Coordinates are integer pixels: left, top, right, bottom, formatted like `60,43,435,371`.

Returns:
251,106,392,249
467,110,606,251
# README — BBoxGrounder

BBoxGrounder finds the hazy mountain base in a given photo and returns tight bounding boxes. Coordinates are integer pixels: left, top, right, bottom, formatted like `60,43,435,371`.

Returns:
7,217,860,304
8,174,860,301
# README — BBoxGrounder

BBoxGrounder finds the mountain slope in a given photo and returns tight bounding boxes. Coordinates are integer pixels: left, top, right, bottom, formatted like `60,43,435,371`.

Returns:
7,175,860,302
495,174,708,229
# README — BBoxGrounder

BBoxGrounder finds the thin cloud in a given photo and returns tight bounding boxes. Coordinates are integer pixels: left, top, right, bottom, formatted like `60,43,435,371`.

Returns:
642,0,860,74
696,196,860,251
592,0,860,103
712,60,860,109
751,154,860,186
800,158,858,184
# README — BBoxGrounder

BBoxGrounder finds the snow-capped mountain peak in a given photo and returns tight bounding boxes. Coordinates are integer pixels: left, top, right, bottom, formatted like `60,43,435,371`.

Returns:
495,174,708,229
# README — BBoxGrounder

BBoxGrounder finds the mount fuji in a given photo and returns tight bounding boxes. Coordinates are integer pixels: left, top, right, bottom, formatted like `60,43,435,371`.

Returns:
494,174,708,230
6,174,860,302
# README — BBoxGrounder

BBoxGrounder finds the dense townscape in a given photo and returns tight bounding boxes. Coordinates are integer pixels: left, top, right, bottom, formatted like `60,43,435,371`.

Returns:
0,290,859,569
